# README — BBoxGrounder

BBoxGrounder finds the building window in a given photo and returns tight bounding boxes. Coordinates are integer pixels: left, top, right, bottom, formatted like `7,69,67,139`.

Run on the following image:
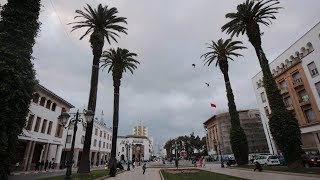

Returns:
104,132,106,139
304,108,316,123
122,147,124,152
264,106,270,116
315,82,320,97
298,89,309,102
47,121,53,135
55,122,63,138
284,96,293,108
93,139,97,147
100,130,102,137
39,97,46,106
103,142,105,148
292,72,302,84
26,114,35,130
81,136,85,144
99,140,101,147
107,134,109,140
34,117,41,132
66,135,72,143
41,119,47,133
95,128,98,136
32,93,40,104
280,80,287,90
261,92,266,103
51,103,56,111
46,100,52,109
307,62,319,77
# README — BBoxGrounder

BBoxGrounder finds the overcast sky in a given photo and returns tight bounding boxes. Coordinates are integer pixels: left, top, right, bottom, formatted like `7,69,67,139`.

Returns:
2,0,320,151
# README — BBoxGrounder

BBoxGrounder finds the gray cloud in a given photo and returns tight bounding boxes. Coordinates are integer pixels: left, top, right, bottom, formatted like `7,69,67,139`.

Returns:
2,0,320,150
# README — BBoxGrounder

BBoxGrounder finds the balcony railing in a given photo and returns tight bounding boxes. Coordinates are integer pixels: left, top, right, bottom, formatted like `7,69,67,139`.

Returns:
293,78,303,87
285,104,294,110
299,96,310,105
280,88,289,94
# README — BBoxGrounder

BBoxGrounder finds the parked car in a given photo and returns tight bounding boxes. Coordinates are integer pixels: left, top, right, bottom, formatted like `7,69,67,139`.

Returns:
277,155,286,166
302,154,320,168
253,155,280,166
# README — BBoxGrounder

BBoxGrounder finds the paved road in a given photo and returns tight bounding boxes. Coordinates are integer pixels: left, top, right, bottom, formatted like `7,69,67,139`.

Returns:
202,164,320,180
107,167,161,180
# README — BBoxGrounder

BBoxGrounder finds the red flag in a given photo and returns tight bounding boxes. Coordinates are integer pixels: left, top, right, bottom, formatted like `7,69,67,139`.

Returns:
210,103,216,108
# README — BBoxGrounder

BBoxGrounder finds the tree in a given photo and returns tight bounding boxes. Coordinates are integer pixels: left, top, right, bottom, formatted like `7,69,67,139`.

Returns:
0,1,40,179
100,48,140,177
221,0,302,167
69,4,127,173
201,38,248,165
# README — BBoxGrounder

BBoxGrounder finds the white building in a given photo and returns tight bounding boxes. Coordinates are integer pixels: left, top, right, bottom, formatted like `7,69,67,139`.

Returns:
252,22,320,154
116,135,153,162
16,84,74,171
62,117,112,167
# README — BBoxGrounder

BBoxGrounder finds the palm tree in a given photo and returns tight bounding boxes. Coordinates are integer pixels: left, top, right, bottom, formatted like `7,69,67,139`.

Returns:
0,1,40,179
100,48,140,176
201,38,248,165
69,4,127,173
221,0,302,167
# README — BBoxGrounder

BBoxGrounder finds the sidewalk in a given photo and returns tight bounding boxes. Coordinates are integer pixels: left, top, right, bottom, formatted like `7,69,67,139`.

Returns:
106,167,161,180
202,164,320,180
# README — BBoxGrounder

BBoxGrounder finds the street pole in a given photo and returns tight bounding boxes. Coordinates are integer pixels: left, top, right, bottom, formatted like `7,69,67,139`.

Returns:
126,143,130,171
65,111,79,180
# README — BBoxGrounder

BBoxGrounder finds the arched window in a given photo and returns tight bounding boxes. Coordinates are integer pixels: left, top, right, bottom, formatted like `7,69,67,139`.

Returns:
32,93,40,104
39,97,46,106
51,103,56,111
46,100,52,109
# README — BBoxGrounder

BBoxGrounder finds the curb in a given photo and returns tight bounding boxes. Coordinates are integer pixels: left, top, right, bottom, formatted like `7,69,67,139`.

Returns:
159,169,165,180
228,167,320,178
94,169,126,180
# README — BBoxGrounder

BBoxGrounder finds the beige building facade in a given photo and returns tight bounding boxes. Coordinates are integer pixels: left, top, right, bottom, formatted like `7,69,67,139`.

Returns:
203,109,269,156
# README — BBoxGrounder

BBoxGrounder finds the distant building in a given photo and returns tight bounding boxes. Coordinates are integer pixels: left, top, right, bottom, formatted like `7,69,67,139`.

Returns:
116,135,153,162
133,124,148,137
252,22,320,154
62,117,112,167
15,84,74,171
203,109,269,157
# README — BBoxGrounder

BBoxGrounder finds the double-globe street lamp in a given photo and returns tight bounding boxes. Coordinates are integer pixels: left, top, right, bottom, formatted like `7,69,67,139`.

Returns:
58,109,94,180
125,142,132,171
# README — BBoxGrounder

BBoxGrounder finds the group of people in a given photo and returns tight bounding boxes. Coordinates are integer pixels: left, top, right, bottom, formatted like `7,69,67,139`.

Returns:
192,156,206,167
35,159,55,171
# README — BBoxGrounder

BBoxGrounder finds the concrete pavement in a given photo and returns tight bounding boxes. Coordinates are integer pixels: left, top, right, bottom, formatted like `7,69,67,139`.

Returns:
107,167,161,180
201,164,320,180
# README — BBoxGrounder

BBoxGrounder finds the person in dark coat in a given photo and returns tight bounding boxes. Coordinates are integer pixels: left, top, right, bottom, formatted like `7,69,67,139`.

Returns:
132,159,135,169
35,161,40,171
254,161,263,172
175,158,179,169
142,163,146,174
40,160,44,171
44,160,49,171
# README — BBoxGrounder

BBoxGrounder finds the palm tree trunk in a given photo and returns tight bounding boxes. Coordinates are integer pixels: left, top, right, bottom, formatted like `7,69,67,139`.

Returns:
222,72,248,165
0,1,40,179
248,28,302,168
78,44,103,173
109,78,121,177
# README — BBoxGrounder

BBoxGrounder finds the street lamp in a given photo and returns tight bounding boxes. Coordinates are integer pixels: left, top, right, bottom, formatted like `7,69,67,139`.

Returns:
125,142,131,171
58,109,94,180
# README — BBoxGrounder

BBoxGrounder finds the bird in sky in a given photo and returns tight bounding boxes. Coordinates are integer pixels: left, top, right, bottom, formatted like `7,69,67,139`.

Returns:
205,82,210,87
192,64,195,68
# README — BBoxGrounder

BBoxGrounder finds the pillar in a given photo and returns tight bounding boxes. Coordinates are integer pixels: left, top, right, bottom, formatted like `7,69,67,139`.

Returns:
42,143,50,161
73,149,79,167
22,141,32,171
26,141,36,171
93,151,97,166
55,145,63,169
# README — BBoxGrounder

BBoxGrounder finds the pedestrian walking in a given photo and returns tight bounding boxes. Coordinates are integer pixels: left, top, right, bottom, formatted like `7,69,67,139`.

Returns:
15,162,20,170
132,159,135,169
44,160,48,171
35,161,40,171
199,157,203,167
49,161,52,169
175,158,179,169
203,158,206,167
254,161,263,172
142,163,146,175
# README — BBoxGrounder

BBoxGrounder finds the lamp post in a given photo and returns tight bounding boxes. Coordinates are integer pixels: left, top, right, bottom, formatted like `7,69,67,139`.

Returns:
58,109,94,180
125,142,131,171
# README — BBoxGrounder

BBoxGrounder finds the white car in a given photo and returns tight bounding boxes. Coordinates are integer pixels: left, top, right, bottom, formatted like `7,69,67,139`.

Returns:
253,155,280,166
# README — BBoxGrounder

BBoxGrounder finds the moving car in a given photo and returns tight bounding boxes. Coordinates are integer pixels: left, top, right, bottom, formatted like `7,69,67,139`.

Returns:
253,155,280,166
